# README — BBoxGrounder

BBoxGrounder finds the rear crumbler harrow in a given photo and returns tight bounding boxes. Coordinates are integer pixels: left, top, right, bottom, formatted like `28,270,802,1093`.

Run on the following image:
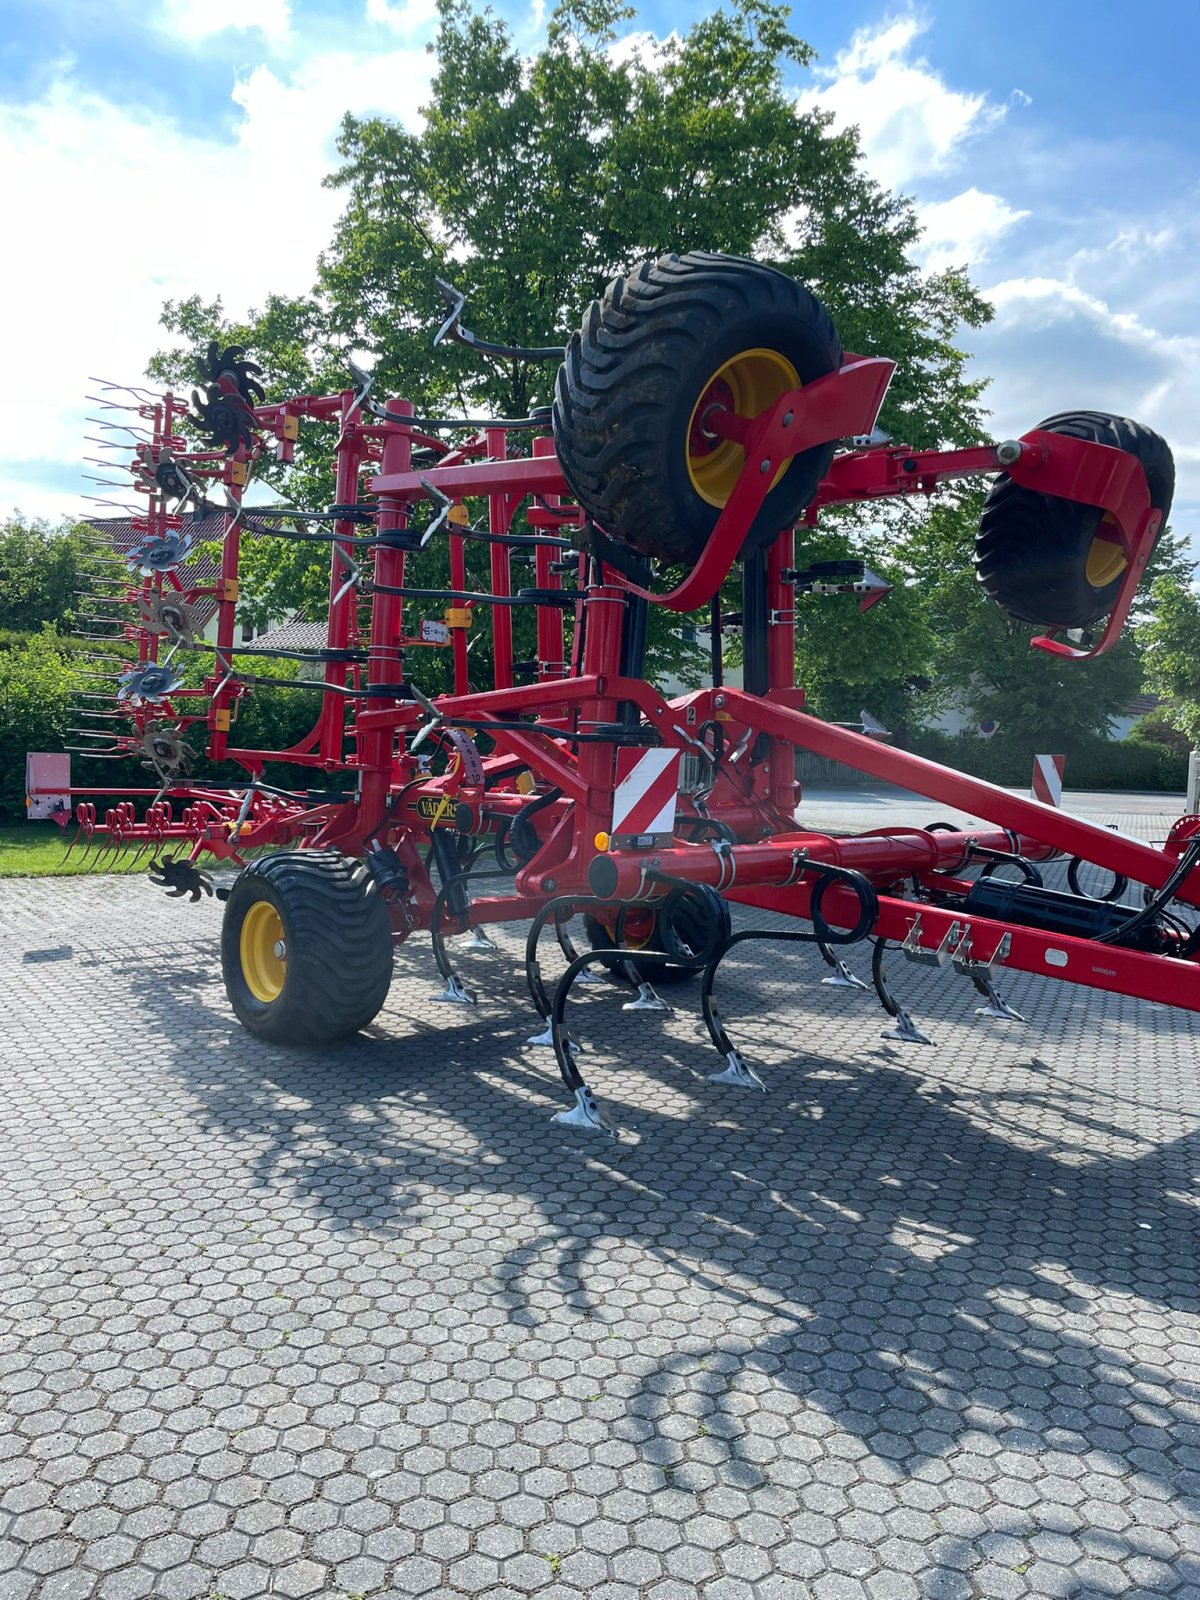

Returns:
46,249,1195,1134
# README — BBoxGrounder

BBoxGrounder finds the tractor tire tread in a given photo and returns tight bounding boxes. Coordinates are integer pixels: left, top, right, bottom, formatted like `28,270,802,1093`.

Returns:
222,850,394,1045
976,411,1174,628
554,250,842,566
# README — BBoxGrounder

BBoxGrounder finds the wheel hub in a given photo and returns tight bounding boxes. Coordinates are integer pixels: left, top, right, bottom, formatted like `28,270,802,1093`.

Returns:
686,348,800,508
240,901,287,1003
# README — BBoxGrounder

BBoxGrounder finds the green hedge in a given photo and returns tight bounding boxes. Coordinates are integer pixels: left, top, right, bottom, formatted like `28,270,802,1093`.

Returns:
0,631,334,825
908,729,1187,793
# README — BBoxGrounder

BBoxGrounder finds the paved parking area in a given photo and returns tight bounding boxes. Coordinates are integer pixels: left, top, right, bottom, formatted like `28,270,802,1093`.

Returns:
1,846,1198,1600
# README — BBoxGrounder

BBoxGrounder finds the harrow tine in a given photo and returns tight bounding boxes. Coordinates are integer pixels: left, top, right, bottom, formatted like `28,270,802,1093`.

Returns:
871,939,935,1047
817,939,869,990
950,930,1027,1023
707,1052,767,1090
431,974,476,1005
622,981,670,1012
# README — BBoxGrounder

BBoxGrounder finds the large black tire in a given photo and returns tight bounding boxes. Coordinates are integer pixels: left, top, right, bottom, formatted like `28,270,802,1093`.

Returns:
554,252,843,565
221,851,394,1045
976,411,1175,628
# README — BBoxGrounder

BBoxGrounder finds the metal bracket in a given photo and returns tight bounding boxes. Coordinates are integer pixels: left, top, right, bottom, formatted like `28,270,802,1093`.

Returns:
952,930,1026,1023
901,915,961,967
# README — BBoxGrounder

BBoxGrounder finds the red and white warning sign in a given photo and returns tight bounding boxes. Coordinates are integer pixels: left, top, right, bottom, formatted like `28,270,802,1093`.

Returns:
1031,752,1065,807
611,748,680,836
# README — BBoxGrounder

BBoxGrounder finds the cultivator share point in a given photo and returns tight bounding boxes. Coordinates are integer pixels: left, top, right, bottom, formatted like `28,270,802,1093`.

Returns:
49,251,1194,1134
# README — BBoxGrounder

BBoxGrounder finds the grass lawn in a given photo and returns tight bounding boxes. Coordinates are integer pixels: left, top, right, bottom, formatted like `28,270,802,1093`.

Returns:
0,823,150,878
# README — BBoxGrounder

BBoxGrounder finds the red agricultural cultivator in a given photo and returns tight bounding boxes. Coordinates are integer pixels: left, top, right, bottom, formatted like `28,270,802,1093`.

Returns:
53,251,1195,1132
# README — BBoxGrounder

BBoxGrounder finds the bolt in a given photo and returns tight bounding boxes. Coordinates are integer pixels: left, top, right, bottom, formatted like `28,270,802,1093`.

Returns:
783,411,794,427
273,940,287,960
544,878,557,892
759,458,771,474
995,439,1023,466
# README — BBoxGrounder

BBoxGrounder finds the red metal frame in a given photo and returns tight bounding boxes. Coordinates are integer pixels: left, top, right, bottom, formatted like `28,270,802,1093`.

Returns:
49,349,1193,1023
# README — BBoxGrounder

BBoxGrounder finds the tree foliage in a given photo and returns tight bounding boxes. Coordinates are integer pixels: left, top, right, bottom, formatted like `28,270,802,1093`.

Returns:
147,0,995,677
1142,564,1200,748
0,516,96,635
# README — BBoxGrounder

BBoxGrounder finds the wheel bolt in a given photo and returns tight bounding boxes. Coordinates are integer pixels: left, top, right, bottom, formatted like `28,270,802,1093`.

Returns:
273,940,287,960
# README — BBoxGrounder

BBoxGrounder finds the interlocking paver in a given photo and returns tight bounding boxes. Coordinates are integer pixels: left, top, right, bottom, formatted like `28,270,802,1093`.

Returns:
1,861,1198,1599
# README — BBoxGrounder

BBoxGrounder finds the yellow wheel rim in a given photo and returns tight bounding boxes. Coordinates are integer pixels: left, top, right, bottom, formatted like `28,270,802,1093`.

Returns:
686,348,800,508
1085,514,1128,588
241,900,287,1003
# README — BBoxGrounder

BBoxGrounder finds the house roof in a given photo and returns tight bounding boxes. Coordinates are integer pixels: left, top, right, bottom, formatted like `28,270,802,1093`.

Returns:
1123,692,1163,719
87,510,234,632
242,618,329,653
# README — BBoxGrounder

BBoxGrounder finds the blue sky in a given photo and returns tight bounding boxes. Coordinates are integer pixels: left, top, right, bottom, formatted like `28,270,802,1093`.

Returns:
1,0,1197,545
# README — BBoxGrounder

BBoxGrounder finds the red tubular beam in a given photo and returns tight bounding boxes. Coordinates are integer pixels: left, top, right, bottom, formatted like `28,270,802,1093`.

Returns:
585,827,1053,900
360,401,413,827
449,527,469,694
734,883,1200,1014
207,487,242,762
319,394,361,763
816,443,1009,506
371,454,566,501
486,427,513,691
724,691,1200,905
532,436,565,679
766,526,796,814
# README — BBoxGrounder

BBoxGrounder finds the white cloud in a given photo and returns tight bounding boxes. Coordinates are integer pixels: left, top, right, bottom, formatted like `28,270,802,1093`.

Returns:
795,12,1006,192
973,274,1200,527
914,187,1029,272
607,30,677,72
365,0,439,33
0,39,434,520
159,0,292,47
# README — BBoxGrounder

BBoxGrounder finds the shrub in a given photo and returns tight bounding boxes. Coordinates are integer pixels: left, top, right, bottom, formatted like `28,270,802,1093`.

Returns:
907,728,1187,793
1128,710,1190,757
0,633,337,825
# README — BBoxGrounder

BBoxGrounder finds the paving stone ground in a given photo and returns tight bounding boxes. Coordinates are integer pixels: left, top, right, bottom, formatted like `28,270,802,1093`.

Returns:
1,830,1198,1600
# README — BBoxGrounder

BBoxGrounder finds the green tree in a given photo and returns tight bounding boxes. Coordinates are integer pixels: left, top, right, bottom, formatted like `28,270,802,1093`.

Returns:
897,491,1157,750
147,0,995,686
1142,568,1200,747
0,516,96,635
785,524,943,739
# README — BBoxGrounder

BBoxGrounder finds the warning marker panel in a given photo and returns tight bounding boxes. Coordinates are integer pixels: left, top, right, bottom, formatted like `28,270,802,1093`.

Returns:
611,748,681,836
1031,753,1065,807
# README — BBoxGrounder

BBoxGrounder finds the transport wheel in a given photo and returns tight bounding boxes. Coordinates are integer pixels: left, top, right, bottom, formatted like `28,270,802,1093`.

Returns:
976,412,1174,628
222,851,394,1044
583,909,698,987
554,251,843,564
